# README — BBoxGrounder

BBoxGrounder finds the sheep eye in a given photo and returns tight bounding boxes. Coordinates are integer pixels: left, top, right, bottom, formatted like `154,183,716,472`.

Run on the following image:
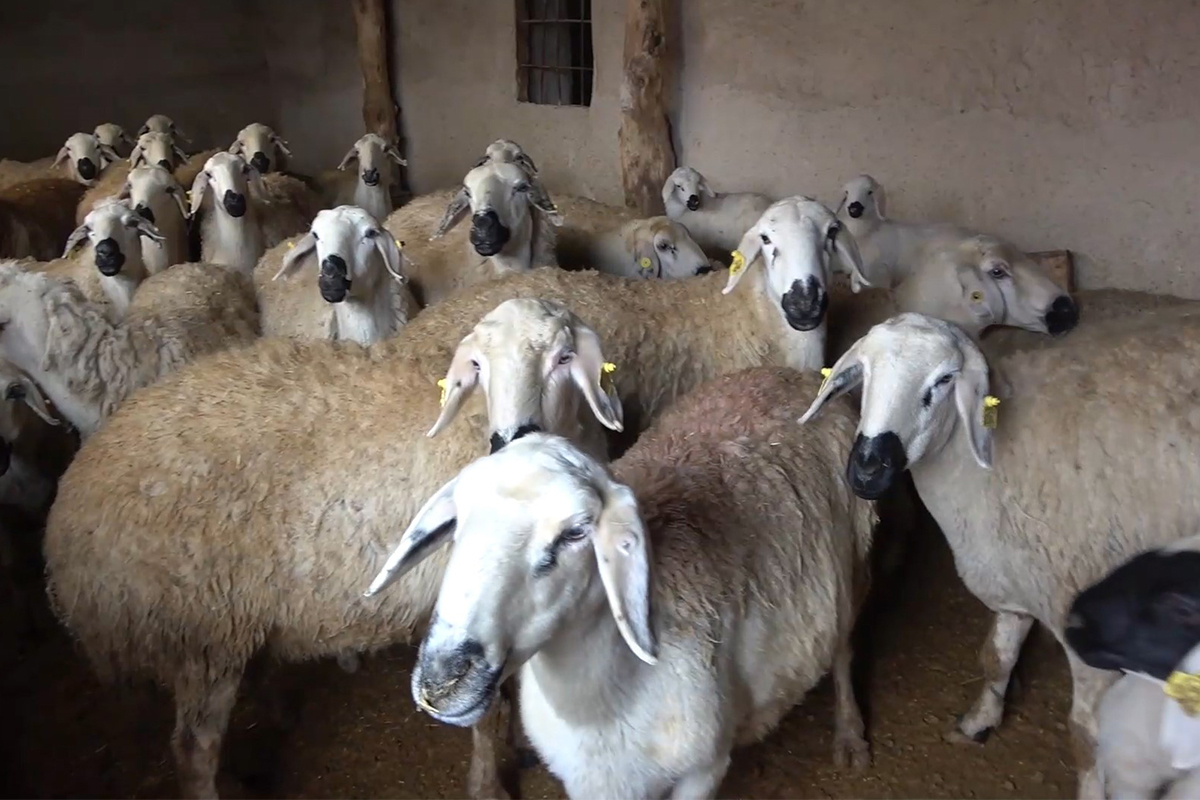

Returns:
989,266,1007,279
4,383,23,401
311,231,319,241
557,352,574,366
936,374,954,387
656,240,671,252
760,233,771,245
364,228,379,239
470,359,480,370
514,182,530,193
560,525,588,542
867,190,874,196
462,186,471,198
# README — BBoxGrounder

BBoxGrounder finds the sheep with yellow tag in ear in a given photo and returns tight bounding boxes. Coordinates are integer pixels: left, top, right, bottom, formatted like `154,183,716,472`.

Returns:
802,311,1200,798
558,215,714,281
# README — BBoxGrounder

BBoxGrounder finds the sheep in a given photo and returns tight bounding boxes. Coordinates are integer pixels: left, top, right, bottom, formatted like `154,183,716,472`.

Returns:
382,159,561,306
43,297,624,798
0,178,87,261
661,166,774,260
800,310,1200,799
1066,537,1200,800
134,115,215,188
34,199,165,318
564,215,715,280
0,358,75,516
0,157,59,190
139,114,190,145
118,165,191,273
52,133,119,187
94,123,134,161
229,122,292,175
75,131,189,224
255,205,420,344
370,367,878,799
190,152,318,273
0,258,258,437
320,133,407,223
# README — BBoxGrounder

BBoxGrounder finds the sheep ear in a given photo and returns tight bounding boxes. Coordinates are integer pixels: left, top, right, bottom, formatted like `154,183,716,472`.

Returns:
133,215,166,245
698,175,716,199
828,221,871,293
569,325,624,433
950,329,994,469
63,224,90,257
119,129,135,148
166,182,191,220
631,243,660,280
189,171,210,216
53,146,70,168
172,127,191,146
171,143,188,166
228,139,243,155
273,233,317,281
130,143,145,167
529,181,563,226
593,484,657,665
98,144,120,166
722,224,764,295
363,476,458,598
373,231,406,283
384,144,407,167
426,337,481,438
5,374,58,426
799,342,866,425
431,189,470,239
273,136,293,157
137,123,150,136
337,146,359,171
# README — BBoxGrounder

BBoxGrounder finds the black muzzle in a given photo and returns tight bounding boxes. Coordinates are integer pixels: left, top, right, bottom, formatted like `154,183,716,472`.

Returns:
780,276,829,331
362,167,380,187
1045,295,1079,336
77,158,97,181
686,194,701,211
847,201,864,219
250,151,271,174
94,238,125,276
223,190,247,218
318,254,351,303
846,432,907,500
470,210,510,257
135,203,155,224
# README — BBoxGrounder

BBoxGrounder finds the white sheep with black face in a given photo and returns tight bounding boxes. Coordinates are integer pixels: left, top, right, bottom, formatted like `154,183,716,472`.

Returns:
129,131,188,173
661,166,774,260
575,215,715,280
93,124,134,161
53,133,119,186
118,166,190,273
330,133,407,222
138,114,189,146
230,123,292,175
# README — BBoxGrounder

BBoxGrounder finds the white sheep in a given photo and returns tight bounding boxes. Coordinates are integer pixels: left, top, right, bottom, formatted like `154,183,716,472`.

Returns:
0,177,87,261
76,131,189,224
322,133,407,223
52,133,119,187
256,205,420,344
119,165,191,273
229,123,292,175
0,258,259,437
571,215,715,279
369,367,878,798
93,123,134,161
801,310,1200,799
661,166,774,259
190,151,319,273
43,298,624,798
139,114,190,145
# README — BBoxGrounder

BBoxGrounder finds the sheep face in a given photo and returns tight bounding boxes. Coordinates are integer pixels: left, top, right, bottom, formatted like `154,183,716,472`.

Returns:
800,313,993,500
971,238,1078,336
64,201,164,277
1066,541,1200,680
837,174,884,220
723,197,870,331
435,162,558,256
428,298,623,449
54,133,117,186
191,153,260,220
0,360,57,475
627,218,712,279
130,132,186,172
364,433,656,727
662,166,713,216
230,123,291,175
93,123,133,161
120,166,189,226
139,114,189,145
273,206,403,303
337,134,405,189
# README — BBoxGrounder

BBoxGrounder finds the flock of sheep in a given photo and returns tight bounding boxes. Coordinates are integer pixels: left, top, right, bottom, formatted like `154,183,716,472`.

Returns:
1,113,1198,800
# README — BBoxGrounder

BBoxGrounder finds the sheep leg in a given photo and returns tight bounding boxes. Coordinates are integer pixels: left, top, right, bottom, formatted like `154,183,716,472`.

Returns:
171,662,243,800
668,755,731,800
467,683,517,800
831,636,871,772
949,611,1033,744
1065,651,1116,800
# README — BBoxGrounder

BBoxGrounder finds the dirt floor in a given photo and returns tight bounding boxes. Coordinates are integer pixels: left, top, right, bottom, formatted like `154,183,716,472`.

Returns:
0,515,1078,800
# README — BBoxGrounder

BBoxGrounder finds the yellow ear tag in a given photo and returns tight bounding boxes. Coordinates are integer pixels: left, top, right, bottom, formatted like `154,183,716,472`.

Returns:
287,240,295,249
601,362,617,393
437,378,448,407
1166,671,1200,716
638,256,653,271
395,239,403,249
819,367,833,393
729,250,747,276
982,395,1000,429
970,290,984,302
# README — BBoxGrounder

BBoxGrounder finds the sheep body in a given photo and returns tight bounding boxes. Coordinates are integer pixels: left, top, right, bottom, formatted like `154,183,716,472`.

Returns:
559,211,713,279
0,178,87,260
551,195,639,269
0,157,60,190
662,166,773,259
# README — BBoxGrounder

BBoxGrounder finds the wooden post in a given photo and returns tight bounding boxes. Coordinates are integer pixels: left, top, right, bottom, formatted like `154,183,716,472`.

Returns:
618,0,676,215
352,0,409,193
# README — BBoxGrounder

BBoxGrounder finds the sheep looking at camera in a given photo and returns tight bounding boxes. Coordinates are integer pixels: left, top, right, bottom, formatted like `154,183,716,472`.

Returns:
53,133,119,187
320,134,407,223
230,123,292,175
93,123,134,160
662,166,774,260
75,131,189,224
118,166,191,273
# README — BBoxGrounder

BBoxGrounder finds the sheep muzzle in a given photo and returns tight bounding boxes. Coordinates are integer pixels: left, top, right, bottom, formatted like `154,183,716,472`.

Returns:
250,151,271,174
318,255,351,303
686,194,701,211
77,158,97,181
222,190,247,218
362,167,380,187
470,210,511,256
846,431,906,500
780,277,828,331
94,238,126,276
847,201,864,219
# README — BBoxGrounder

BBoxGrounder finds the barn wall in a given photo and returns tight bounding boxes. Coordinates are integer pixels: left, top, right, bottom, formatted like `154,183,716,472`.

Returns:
392,0,1200,296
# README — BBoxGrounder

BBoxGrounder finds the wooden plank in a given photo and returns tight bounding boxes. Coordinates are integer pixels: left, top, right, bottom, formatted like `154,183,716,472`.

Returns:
617,0,676,215
352,0,408,194
1028,249,1075,293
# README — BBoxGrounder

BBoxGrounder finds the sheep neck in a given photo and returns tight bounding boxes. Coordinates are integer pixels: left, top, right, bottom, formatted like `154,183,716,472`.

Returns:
333,278,398,346
144,206,189,273
98,261,148,318
743,267,827,373
352,180,392,224
202,203,263,274
484,214,534,274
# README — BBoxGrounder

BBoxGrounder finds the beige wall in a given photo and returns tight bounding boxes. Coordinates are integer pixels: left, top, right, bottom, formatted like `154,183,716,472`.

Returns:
393,0,1200,296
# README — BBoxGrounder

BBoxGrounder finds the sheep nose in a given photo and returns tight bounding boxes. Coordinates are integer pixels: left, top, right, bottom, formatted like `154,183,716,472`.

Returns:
780,276,828,331
250,151,271,174
135,203,156,224
362,167,380,186
1045,295,1079,336
412,635,500,725
847,201,864,219
222,190,247,218
846,432,906,500
469,210,511,257
94,238,125,276
318,255,351,303
686,194,701,211
77,158,97,180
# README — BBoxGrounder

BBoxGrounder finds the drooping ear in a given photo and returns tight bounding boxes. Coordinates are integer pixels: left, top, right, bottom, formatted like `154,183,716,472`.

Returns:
137,123,150,136
132,214,166,245
228,138,244,156
372,230,406,283
189,171,211,216
63,224,91,256
697,174,716,199
827,221,871,293
166,182,190,220
171,143,188,167
272,135,293,157
528,180,563,226
53,146,70,168
949,327,994,469
129,141,146,167
171,125,191,146
5,374,58,426
624,225,660,280
721,222,764,295
98,143,120,166
337,145,359,171
799,342,867,424
568,325,624,432
272,233,317,281
426,335,482,438
593,483,657,664
431,188,470,239
246,165,266,197
384,144,407,166
363,475,459,598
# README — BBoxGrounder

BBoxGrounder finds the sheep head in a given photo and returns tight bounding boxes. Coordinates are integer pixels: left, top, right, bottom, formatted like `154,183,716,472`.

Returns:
120,165,190,226
364,432,657,729
130,131,187,172
274,205,405,303
622,217,712,280
337,133,406,189
54,133,118,187
230,123,291,174
662,166,715,217
837,174,884,221
191,152,262,220
64,200,164,278
432,161,561,251
139,114,190,146
93,123,134,161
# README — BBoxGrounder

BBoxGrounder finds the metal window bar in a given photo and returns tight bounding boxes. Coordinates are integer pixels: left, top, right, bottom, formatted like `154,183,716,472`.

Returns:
516,0,593,106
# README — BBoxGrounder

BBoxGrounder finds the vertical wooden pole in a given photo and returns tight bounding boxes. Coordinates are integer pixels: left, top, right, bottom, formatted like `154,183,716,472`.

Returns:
618,0,676,215
353,0,408,192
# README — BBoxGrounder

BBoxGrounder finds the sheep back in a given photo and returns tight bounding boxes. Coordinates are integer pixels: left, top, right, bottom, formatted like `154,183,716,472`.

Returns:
552,195,640,270
0,178,88,261
75,163,132,225
258,174,320,249
174,149,221,189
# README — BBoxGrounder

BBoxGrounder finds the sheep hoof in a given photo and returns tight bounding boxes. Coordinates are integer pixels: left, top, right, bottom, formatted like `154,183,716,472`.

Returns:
833,734,871,773
336,651,361,674
945,716,992,745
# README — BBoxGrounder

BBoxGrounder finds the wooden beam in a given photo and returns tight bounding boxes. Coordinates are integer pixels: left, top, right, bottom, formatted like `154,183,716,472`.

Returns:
352,0,408,194
1029,249,1075,293
618,0,676,215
